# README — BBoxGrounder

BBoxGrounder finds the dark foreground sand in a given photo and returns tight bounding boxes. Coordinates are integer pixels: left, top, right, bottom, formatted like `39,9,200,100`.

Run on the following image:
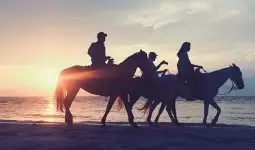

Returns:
0,121,254,150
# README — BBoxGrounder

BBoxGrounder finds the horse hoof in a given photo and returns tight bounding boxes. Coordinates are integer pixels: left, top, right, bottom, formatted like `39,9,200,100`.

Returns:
205,124,212,128
147,121,153,126
148,123,153,127
65,120,73,126
176,123,183,127
203,121,207,125
101,121,106,127
131,123,138,128
154,123,159,128
211,121,216,126
65,118,73,126
101,125,107,129
172,120,180,126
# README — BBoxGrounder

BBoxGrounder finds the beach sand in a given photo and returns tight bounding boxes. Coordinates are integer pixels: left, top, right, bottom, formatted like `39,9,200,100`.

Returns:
0,121,254,150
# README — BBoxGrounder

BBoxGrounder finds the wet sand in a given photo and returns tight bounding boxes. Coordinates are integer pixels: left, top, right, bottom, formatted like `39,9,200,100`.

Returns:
0,121,254,150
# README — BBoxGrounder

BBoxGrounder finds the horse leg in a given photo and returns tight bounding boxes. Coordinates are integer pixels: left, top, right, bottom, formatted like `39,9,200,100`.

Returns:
166,102,176,126
203,100,209,125
63,86,79,125
210,101,221,125
147,100,160,126
121,94,137,127
171,97,180,125
154,102,166,127
101,95,118,128
129,93,140,110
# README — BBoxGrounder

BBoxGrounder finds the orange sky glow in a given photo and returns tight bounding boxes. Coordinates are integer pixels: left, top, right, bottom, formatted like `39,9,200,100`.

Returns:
1,0,255,96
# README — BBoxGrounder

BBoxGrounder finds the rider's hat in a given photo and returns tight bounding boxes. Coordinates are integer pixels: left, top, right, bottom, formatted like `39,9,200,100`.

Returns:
149,52,157,57
97,32,107,38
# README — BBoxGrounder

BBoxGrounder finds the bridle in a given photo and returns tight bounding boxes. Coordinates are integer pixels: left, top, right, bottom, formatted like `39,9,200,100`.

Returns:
217,67,239,100
199,67,237,101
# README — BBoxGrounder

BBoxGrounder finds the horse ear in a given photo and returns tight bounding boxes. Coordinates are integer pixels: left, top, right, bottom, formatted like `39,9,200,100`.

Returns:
232,63,237,67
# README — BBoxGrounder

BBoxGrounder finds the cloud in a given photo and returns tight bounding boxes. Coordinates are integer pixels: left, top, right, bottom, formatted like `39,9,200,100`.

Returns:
124,0,248,29
1,0,255,95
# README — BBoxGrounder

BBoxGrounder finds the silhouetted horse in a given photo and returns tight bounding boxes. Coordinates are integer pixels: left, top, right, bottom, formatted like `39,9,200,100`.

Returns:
110,76,187,126
130,64,244,126
54,50,153,127
117,73,190,126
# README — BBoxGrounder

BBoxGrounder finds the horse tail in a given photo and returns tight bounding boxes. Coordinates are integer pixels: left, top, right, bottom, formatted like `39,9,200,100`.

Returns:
116,97,123,111
54,77,66,113
137,99,152,114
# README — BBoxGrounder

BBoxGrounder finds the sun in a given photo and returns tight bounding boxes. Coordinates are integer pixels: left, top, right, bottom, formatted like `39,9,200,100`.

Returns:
38,68,59,91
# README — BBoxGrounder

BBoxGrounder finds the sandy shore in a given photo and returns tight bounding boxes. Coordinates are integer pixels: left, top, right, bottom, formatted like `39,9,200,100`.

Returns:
0,121,254,150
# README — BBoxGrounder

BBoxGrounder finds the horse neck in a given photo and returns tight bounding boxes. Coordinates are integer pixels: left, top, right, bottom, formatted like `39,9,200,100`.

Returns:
118,55,138,77
208,67,232,89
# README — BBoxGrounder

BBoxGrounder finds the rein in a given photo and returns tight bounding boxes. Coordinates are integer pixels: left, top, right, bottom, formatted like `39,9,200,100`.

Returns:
200,67,237,100
201,68,207,73
217,75,238,101
199,67,235,101
219,80,235,94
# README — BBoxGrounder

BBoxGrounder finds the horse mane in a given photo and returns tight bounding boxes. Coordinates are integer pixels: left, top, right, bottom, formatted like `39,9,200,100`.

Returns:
207,67,231,77
118,51,142,66
61,51,146,74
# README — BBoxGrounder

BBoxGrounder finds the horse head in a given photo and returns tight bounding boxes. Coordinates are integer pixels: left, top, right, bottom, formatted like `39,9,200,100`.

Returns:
126,49,153,75
117,49,152,77
229,63,244,89
135,49,156,77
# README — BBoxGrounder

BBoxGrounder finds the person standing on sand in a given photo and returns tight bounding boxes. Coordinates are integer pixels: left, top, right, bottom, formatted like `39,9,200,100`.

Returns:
88,32,112,67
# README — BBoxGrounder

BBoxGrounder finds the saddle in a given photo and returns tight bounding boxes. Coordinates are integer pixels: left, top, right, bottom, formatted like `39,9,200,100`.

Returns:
178,70,205,89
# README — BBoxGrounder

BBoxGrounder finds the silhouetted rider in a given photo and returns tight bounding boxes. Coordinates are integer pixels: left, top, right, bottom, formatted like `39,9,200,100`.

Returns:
148,52,168,77
177,42,203,85
142,52,168,78
88,32,112,66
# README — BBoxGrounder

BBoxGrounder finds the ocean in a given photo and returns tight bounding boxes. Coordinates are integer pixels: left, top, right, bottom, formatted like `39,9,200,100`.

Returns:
0,96,254,126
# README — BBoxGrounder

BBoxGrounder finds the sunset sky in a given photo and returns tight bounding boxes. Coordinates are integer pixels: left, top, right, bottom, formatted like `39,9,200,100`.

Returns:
1,0,255,96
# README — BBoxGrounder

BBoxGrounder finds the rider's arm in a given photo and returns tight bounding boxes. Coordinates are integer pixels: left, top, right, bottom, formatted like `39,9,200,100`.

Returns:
155,62,164,70
103,46,112,61
191,64,203,68
103,45,107,60
157,69,167,75
157,70,165,74
155,61,167,70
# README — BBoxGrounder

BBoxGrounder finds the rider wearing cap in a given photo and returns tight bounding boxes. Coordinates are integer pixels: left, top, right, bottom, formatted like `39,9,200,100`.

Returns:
148,52,168,77
142,52,168,78
88,32,112,66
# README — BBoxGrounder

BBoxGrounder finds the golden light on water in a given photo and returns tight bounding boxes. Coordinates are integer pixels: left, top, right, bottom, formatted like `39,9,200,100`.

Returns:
44,96,57,122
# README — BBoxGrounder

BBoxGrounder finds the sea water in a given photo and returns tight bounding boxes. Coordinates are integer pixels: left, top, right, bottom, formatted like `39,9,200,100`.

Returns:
0,96,254,126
